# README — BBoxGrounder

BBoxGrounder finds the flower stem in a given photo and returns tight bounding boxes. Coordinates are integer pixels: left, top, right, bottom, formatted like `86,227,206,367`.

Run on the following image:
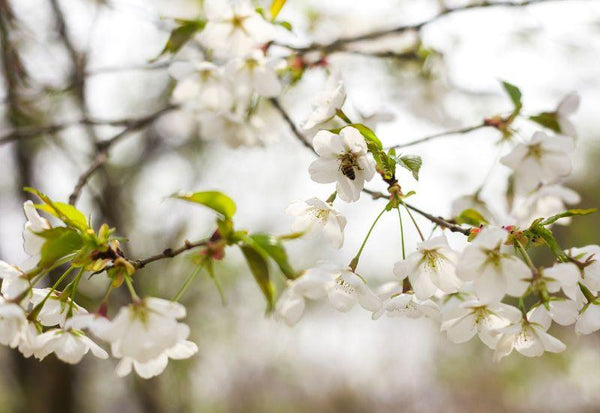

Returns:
28,265,75,321
336,109,352,124
401,201,425,241
172,264,204,302
350,206,387,271
515,239,536,271
396,207,406,260
124,276,140,302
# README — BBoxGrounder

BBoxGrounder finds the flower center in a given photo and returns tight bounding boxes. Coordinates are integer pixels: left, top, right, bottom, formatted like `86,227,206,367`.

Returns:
527,143,543,160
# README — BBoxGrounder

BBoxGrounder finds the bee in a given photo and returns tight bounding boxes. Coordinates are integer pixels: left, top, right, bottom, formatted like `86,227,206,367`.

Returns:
339,154,360,180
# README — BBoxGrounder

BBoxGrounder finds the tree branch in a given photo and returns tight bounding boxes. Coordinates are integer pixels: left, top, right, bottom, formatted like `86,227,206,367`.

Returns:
130,238,209,269
279,0,572,55
386,123,488,150
67,104,179,205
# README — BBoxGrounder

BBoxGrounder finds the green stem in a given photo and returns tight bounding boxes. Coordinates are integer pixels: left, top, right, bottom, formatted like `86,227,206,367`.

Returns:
515,239,535,271
396,207,406,260
28,265,75,320
172,265,204,302
350,206,387,271
124,276,140,302
401,201,425,241
336,109,352,124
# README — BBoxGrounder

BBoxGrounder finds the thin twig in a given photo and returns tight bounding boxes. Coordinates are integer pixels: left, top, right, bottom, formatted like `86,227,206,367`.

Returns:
131,239,209,269
67,104,179,205
269,98,315,153
278,0,571,55
387,123,488,150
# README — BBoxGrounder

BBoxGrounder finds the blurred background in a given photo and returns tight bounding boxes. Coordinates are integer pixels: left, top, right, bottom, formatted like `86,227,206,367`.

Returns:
0,0,599,411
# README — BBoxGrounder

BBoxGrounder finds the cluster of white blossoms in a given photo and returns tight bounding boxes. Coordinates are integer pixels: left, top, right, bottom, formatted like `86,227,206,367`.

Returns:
276,68,598,361
169,0,284,147
0,202,197,379
0,0,596,378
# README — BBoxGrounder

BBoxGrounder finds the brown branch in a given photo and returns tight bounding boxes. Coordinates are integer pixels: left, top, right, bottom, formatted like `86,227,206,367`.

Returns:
67,104,179,205
387,123,488,150
131,239,209,269
272,98,471,236
269,98,315,153
279,0,573,55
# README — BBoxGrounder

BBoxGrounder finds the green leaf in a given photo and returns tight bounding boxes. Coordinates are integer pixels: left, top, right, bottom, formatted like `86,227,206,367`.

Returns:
270,0,287,20
240,244,274,311
250,233,297,279
501,80,523,112
397,155,422,180
275,20,293,31
36,203,89,232
350,123,383,151
455,209,489,227
174,191,236,219
25,188,89,231
39,227,83,268
153,19,206,60
540,208,596,226
530,112,561,133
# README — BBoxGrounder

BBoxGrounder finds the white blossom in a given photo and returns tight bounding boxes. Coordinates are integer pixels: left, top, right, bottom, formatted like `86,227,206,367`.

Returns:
170,61,233,112
22,200,51,268
566,245,600,292
394,236,462,300
542,262,582,303
325,267,381,313
225,50,282,98
575,301,600,335
528,299,579,328
285,198,346,249
493,316,566,361
441,300,522,348
301,71,346,130
456,227,530,303
115,326,197,379
309,127,376,203
34,328,108,364
0,297,27,348
513,185,581,227
0,261,30,300
200,0,275,58
30,289,88,327
275,267,332,326
373,290,439,321
556,92,580,137
500,131,574,195
101,298,193,365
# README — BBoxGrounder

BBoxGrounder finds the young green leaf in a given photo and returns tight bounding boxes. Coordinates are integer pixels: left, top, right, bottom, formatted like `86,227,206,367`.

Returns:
38,227,83,268
529,112,561,133
540,208,596,226
25,188,89,231
174,191,237,219
501,80,523,112
351,123,383,151
240,244,275,311
455,209,489,227
250,233,297,279
153,19,206,60
397,155,422,180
